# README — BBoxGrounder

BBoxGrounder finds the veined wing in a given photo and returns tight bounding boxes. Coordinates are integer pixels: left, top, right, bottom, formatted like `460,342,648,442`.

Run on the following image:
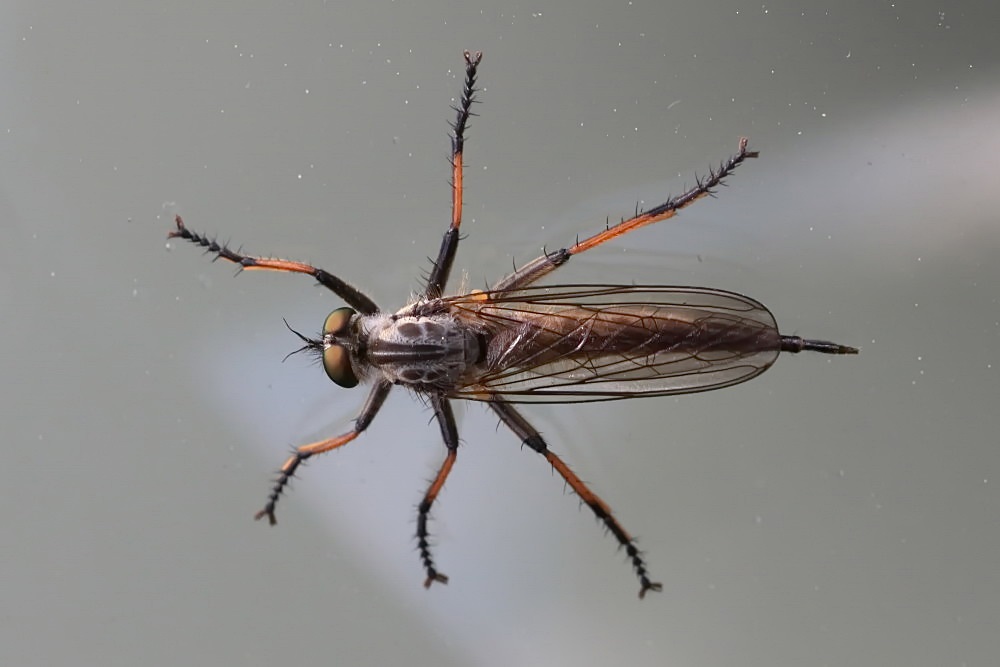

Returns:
443,284,783,403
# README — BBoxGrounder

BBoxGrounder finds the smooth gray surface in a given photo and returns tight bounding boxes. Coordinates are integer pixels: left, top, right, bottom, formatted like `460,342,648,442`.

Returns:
3,2,998,666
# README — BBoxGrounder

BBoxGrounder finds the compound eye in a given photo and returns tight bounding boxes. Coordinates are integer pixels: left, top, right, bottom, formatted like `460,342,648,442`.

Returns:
323,307,356,337
323,344,358,388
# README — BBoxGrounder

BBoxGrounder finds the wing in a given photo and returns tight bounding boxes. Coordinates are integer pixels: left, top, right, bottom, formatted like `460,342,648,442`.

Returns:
442,284,783,403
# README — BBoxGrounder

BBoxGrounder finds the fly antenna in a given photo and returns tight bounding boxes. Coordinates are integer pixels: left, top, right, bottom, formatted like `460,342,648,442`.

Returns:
282,318,322,362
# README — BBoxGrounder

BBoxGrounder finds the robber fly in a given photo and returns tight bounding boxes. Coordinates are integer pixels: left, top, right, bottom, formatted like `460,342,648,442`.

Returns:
168,51,857,598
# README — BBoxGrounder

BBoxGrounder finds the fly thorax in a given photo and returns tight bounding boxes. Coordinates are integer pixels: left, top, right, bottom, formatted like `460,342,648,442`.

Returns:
367,314,480,388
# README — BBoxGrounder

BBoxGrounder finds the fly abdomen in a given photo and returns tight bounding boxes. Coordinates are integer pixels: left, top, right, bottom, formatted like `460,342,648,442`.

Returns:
498,306,783,363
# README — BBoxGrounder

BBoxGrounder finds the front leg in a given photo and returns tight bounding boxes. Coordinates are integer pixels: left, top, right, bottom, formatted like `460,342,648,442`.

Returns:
169,215,379,314
255,380,392,524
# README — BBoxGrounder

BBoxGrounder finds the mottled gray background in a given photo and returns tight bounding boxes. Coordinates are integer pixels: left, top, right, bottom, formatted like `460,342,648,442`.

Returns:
3,2,998,666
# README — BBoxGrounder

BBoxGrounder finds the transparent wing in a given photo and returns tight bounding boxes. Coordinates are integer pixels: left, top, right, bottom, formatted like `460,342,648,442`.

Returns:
443,284,783,403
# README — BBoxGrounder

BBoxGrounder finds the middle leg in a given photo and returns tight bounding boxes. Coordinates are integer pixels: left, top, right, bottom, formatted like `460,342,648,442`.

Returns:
424,50,483,299
416,394,461,587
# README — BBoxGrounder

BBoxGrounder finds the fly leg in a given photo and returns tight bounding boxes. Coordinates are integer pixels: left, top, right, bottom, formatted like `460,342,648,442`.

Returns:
490,398,662,598
255,381,392,524
424,50,483,299
169,215,379,314
416,394,461,587
491,138,759,293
